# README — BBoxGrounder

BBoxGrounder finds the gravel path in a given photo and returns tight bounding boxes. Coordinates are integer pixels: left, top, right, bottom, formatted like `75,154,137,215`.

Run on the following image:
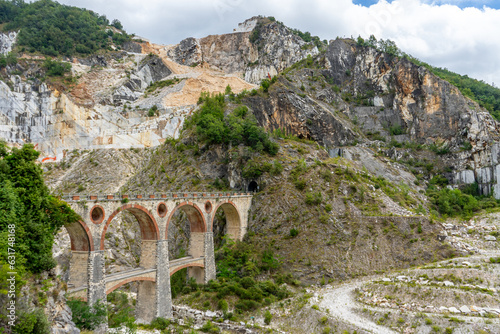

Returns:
316,250,500,333
318,280,397,334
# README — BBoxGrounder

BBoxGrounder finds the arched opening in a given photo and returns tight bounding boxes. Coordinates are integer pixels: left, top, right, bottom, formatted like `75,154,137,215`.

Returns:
167,202,207,292
212,201,242,248
54,221,93,289
248,180,258,192
105,281,147,329
95,204,160,325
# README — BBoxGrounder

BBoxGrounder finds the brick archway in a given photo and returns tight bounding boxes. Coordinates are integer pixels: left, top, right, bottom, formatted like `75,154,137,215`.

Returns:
211,200,242,241
100,204,160,250
65,220,94,251
169,263,205,276
165,202,207,237
106,277,156,295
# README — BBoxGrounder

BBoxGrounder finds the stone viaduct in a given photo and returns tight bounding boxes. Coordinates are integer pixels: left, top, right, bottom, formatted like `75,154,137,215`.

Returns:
63,192,252,324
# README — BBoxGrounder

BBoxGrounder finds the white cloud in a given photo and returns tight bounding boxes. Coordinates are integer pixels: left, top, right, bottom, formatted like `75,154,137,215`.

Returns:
50,0,500,86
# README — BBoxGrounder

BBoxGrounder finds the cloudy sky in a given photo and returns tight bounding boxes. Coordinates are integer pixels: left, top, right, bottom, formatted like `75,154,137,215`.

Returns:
55,0,500,86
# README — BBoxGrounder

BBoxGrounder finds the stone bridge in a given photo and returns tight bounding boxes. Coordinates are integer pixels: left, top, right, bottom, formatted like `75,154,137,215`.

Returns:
63,192,252,324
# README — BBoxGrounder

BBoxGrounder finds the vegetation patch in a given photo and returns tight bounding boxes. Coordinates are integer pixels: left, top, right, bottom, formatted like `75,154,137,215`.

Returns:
184,92,278,155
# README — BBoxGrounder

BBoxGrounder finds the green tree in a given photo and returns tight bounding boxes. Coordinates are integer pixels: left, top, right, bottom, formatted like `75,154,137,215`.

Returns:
0,142,79,273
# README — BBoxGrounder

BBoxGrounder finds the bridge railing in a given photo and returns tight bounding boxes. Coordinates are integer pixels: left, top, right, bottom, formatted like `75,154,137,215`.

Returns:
62,191,253,202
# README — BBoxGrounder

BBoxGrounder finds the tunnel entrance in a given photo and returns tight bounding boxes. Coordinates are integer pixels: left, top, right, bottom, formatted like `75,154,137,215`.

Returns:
248,181,258,192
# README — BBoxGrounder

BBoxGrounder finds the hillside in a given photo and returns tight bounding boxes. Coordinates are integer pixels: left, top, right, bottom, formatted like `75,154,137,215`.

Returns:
1,10,500,334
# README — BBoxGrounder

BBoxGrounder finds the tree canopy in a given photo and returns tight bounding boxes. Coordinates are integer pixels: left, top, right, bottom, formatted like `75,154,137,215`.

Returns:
0,142,79,274
0,0,130,56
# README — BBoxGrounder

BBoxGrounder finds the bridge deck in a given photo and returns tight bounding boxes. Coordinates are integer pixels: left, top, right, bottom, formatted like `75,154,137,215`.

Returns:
67,256,205,295
63,192,252,202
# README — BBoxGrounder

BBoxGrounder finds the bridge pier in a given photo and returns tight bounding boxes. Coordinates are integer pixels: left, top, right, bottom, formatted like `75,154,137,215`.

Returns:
87,250,107,333
87,250,106,304
155,240,173,319
204,232,216,283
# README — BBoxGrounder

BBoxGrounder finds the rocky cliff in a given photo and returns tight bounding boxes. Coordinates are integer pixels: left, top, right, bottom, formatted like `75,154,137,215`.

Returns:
5,16,497,199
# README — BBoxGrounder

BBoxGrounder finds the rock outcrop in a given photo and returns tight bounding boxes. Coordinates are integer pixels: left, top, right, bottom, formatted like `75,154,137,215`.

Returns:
320,38,500,197
245,77,356,147
167,17,319,84
0,31,17,55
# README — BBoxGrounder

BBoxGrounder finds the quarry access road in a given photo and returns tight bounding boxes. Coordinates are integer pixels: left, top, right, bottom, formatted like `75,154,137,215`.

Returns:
316,250,500,333
318,279,397,334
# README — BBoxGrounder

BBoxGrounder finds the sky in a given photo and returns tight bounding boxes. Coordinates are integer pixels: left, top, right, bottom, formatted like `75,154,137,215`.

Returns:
52,0,500,86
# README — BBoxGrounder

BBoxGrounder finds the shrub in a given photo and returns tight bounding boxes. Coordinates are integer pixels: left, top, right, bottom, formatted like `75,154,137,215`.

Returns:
201,321,220,333
12,308,50,334
389,125,405,135
294,179,306,190
290,228,299,237
43,57,71,76
67,299,107,331
427,188,479,218
264,310,273,325
429,175,449,187
218,299,229,312
261,79,271,92
305,191,322,205
149,317,169,330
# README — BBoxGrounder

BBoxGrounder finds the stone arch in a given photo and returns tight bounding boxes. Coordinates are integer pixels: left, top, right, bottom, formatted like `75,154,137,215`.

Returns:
106,277,156,295
100,204,160,250
211,200,242,241
65,220,94,251
165,202,207,237
169,263,204,276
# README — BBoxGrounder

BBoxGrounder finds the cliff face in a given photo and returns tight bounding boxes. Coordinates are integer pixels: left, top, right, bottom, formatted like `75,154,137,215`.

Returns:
322,39,500,148
319,39,500,195
2,17,500,196
167,17,319,84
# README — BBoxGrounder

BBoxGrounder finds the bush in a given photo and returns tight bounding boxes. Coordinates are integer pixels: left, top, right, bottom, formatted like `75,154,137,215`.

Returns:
264,310,273,325
67,299,107,331
261,79,270,93
294,179,306,190
290,228,299,237
12,308,50,334
201,321,220,333
427,188,479,218
305,191,322,205
149,317,170,330
107,291,135,328
389,125,405,135
43,58,71,76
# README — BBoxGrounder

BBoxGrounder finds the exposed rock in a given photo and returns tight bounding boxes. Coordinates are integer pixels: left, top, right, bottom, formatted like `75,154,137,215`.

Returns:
485,235,497,241
460,305,471,314
167,37,202,66
0,31,17,55
245,77,356,147
113,54,172,104
122,41,142,53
